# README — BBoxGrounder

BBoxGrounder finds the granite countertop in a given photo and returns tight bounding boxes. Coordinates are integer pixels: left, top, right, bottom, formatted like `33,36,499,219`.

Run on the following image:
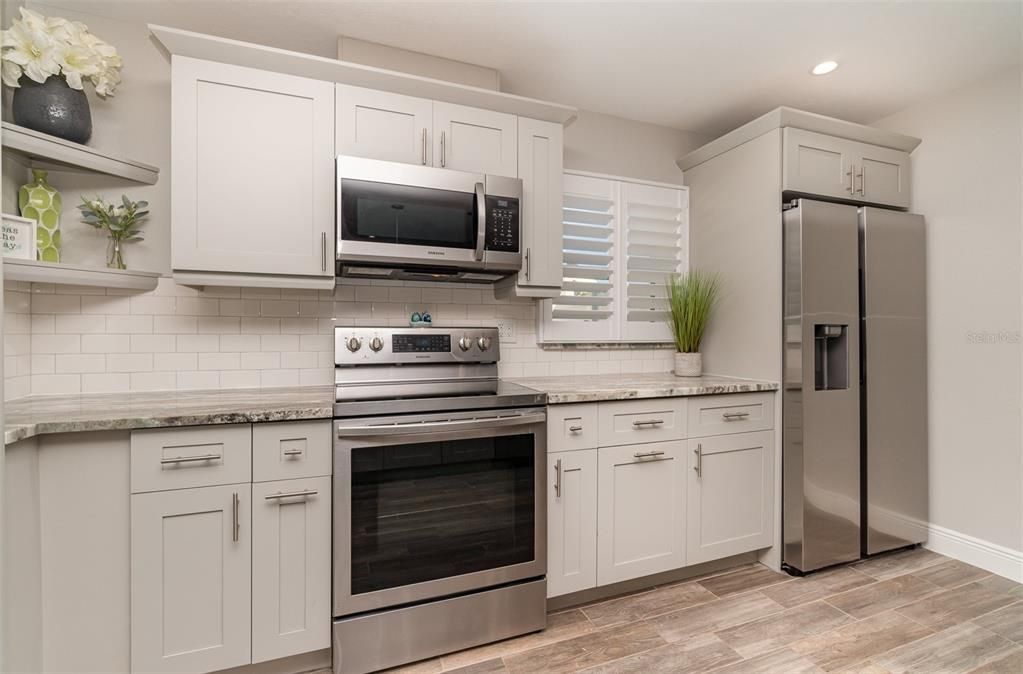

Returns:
4,386,336,444
507,373,778,404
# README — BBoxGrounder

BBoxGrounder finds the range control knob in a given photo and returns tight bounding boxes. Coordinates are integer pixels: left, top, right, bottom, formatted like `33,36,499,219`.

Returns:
458,335,473,352
369,336,384,352
346,336,362,352
477,336,492,351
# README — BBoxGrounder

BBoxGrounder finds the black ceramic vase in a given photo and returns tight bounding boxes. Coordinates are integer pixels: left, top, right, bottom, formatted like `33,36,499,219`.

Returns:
11,76,92,144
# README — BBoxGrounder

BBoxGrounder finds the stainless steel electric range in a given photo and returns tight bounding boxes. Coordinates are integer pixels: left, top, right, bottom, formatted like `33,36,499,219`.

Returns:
331,326,547,674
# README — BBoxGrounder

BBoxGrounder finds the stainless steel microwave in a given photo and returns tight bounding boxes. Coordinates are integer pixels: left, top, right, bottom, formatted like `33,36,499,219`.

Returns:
336,156,522,283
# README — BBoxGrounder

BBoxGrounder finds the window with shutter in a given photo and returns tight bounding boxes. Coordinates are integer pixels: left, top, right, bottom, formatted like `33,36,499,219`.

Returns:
540,171,688,344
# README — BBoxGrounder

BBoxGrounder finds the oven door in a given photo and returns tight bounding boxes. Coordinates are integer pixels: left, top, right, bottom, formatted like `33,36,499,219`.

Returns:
338,156,487,270
333,407,546,617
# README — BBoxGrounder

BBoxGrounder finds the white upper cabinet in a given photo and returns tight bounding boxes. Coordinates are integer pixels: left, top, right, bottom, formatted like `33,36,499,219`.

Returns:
336,84,433,166
686,430,774,565
433,102,518,176
171,57,335,285
783,128,910,208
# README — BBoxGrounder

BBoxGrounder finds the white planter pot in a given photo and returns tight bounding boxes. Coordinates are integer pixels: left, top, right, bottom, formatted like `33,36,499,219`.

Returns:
674,352,702,377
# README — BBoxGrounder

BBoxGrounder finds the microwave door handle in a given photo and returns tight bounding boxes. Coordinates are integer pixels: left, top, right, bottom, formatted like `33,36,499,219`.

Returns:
474,181,486,262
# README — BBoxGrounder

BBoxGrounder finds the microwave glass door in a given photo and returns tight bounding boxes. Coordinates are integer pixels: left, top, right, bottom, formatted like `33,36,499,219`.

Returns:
349,433,536,596
340,179,477,249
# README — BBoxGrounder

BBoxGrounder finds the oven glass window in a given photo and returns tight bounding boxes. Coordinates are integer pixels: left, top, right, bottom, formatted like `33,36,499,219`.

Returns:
350,433,535,595
340,179,476,249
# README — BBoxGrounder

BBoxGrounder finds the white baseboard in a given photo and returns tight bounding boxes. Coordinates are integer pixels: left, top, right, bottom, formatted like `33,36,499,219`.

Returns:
923,523,1023,583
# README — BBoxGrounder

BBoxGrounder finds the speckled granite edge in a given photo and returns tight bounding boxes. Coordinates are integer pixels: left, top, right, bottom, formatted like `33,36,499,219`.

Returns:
508,374,779,404
4,386,335,445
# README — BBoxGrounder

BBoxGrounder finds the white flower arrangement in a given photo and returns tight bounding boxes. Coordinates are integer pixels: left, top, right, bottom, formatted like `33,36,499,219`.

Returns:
0,8,122,97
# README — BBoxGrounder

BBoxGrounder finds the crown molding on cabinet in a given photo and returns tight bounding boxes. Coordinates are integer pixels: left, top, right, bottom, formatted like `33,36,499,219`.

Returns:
677,106,922,172
149,24,578,126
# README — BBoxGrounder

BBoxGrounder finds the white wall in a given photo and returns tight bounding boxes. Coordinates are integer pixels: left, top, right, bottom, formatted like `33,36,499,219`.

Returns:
873,67,1022,555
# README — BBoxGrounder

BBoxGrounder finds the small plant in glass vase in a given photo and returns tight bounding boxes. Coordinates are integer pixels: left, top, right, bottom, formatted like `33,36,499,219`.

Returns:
77,195,149,269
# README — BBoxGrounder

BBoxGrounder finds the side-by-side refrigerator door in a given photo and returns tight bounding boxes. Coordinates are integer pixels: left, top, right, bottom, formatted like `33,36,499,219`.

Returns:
783,199,861,573
860,208,928,555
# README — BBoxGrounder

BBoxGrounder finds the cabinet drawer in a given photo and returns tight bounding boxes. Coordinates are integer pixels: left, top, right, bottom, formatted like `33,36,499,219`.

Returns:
253,420,332,482
547,404,598,452
597,399,686,447
687,392,774,438
131,424,251,493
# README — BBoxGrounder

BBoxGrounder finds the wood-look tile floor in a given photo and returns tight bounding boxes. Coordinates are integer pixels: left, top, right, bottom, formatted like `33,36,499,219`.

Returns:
378,549,1023,674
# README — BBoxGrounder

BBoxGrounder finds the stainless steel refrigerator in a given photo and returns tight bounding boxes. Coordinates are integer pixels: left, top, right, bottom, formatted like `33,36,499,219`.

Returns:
782,199,927,574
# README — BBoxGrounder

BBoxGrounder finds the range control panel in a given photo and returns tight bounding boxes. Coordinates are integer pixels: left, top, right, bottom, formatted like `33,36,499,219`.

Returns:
484,196,520,253
335,326,500,365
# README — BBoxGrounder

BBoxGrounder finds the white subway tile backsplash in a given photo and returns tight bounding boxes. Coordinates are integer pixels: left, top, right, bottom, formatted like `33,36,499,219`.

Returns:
5,276,671,397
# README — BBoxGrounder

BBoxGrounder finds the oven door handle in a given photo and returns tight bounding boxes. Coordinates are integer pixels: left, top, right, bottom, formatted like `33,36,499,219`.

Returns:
474,181,486,262
336,411,545,438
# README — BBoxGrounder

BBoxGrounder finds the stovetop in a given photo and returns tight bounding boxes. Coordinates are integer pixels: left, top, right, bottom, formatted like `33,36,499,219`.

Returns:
333,380,545,418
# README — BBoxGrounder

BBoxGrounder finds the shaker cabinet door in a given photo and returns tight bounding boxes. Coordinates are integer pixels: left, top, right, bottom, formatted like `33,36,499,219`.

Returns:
596,441,685,585
686,431,774,564
783,128,858,201
516,117,564,293
433,102,517,176
856,146,911,208
336,84,433,166
547,449,598,597
252,477,332,663
172,56,335,279
131,484,252,674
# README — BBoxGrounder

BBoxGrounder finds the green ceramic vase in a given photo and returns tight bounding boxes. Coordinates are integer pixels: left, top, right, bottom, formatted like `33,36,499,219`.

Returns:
19,169,62,262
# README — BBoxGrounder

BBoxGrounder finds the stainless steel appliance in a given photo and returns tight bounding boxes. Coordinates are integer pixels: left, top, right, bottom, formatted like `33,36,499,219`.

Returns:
783,199,927,574
337,156,522,282
332,326,547,674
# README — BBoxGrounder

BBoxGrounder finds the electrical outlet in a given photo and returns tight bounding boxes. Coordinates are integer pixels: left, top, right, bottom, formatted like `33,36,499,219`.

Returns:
496,320,517,343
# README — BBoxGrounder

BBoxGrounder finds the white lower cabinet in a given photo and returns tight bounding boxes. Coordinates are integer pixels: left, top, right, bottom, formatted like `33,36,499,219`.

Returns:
596,440,685,585
687,430,775,565
546,450,598,598
252,476,332,663
131,484,252,674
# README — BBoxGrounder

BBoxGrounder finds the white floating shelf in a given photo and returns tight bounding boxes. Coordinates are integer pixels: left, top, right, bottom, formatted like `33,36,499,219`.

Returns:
149,24,578,126
3,257,160,291
1,122,160,185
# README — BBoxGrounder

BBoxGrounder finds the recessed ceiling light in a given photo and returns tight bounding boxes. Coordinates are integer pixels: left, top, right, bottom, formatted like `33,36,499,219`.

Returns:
812,60,839,75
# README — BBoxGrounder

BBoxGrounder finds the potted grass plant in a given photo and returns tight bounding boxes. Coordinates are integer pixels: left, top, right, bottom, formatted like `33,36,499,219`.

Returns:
666,270,720,377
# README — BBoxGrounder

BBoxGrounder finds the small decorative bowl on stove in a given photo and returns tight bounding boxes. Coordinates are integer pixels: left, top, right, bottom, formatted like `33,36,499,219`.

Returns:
409,311,432,327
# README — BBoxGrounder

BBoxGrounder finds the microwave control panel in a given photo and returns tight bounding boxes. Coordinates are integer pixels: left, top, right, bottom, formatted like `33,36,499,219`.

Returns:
485,196,520,253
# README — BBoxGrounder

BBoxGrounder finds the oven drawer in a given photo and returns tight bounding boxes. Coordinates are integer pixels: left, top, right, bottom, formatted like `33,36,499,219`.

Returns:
253,420,332,482
687,392,775,438
597,399,686,447
131,424,251,493
547,404,598,452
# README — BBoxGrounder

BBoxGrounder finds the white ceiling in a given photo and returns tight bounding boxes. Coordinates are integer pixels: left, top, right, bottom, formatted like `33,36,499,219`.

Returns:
39,0,1023,136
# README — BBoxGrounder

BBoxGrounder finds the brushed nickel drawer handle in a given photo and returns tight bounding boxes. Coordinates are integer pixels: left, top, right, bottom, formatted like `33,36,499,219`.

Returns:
160,453,222,465
722,412,750,421
568,425,583,433
694,443,703,477
282,448,304,457
231,492,240,542
553,459,562,498
265,489,318,501
633,450,666,459
632,419,664,427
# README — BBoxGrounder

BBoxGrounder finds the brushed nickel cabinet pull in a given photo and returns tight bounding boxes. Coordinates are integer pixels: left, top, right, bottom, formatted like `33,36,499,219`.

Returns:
160,453,222,465
440,131,446,167
321,232,328,272
554,459,562,498
568,425,583,433
694,443,703,477
858,166,865,196
525,248,531,281
282,448,304,457
846,166,854,193
265,489,317,501
632,419,664,427
633,450,666,459
722,411,750,421
421,128,427,165
231,492,240,542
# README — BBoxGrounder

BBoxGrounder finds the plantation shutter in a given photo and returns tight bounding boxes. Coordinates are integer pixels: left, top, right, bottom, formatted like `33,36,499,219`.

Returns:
541,173,617,342
620,182,686,341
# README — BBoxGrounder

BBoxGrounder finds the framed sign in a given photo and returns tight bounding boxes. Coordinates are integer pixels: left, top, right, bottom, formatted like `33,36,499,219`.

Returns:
2,214,37,260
